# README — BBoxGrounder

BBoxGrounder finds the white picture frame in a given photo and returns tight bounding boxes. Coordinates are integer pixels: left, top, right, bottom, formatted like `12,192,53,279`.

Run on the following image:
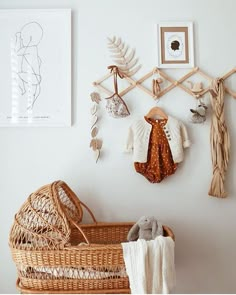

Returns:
157,22,194,68
0,9,71,127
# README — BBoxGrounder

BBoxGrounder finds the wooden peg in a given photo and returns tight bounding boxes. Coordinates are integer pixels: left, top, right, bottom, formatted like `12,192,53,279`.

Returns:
221,68,236,81
153,67,158,74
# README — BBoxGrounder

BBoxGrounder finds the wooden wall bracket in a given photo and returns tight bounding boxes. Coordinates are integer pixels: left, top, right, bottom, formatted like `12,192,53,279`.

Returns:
93,67,236,99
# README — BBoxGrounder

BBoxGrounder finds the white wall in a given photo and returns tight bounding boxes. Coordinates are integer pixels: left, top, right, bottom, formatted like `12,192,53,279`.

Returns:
1,0,236,293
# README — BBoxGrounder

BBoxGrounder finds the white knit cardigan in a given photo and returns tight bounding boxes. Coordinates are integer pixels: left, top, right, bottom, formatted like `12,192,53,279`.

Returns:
125,116,191,163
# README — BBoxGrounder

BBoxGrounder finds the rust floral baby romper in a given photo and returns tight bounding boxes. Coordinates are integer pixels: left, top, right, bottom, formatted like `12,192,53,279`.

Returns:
134,117,177,183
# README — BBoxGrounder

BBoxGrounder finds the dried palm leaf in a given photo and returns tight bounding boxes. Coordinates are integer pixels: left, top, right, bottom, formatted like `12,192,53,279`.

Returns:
107,36,141,77
110,46,128,56
111,47,131,60
118,58,138,71
126,65,142,77
124,49,135,63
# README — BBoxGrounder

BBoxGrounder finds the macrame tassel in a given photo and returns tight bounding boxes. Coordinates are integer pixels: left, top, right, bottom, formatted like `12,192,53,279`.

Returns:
208,79,230,198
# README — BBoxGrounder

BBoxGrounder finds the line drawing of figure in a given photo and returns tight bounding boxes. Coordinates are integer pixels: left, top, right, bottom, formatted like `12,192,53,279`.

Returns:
14,22,43,110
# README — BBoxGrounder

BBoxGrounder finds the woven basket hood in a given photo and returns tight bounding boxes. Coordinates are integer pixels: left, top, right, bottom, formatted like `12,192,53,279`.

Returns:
9,181,83,250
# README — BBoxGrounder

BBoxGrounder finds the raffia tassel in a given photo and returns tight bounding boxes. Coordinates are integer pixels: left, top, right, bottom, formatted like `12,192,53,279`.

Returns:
208,167,227,198
208,78,230,198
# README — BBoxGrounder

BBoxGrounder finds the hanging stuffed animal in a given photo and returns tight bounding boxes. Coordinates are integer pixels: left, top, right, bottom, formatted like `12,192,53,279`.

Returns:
189,103,208,124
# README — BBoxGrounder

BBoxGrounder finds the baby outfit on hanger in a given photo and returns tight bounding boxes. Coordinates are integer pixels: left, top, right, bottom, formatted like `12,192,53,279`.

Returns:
125,115,191,183
134,117,177,183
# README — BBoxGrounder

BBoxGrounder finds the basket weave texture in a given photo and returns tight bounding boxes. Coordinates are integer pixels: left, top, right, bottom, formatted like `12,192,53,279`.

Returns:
9,180,174,294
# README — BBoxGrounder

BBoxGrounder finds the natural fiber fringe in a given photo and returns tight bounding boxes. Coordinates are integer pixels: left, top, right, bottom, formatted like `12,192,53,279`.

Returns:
208,167,227,198
208,79,230,198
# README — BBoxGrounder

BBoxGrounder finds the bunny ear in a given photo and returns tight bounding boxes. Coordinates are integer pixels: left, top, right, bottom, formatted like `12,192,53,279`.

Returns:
152,220,163,238
156,221,163,236
127,223,140,241
151,219,157,238
190,109,197,114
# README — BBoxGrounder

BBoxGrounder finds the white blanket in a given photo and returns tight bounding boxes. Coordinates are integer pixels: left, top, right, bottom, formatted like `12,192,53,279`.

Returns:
122,236,176,294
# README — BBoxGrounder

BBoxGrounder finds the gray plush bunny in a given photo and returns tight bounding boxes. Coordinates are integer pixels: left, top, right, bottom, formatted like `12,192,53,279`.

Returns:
127,216,163,241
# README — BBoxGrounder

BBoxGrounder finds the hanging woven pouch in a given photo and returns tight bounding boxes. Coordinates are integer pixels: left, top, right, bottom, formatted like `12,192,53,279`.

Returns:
105,65,130,118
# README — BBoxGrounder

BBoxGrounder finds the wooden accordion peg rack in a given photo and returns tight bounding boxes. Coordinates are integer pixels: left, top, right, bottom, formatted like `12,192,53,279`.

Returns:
93,66,236,100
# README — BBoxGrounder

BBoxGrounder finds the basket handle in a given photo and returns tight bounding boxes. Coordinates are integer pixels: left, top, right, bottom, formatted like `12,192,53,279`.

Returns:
70,219,91,245
79,201,97,223
69,201,97,245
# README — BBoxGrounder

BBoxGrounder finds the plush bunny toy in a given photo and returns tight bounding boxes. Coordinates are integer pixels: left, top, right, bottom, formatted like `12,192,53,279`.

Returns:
189,103,208,124
127,216,163,241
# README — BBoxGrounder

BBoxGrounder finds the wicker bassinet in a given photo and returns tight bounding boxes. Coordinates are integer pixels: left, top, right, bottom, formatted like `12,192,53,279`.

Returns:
9,180,174,294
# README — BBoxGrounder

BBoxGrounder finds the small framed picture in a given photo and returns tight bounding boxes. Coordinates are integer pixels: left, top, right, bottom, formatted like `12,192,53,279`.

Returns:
157,22,194,68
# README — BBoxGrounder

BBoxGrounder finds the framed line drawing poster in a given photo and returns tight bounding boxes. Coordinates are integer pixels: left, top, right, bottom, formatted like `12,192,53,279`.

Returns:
157,22,194,68
0,9,71,127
